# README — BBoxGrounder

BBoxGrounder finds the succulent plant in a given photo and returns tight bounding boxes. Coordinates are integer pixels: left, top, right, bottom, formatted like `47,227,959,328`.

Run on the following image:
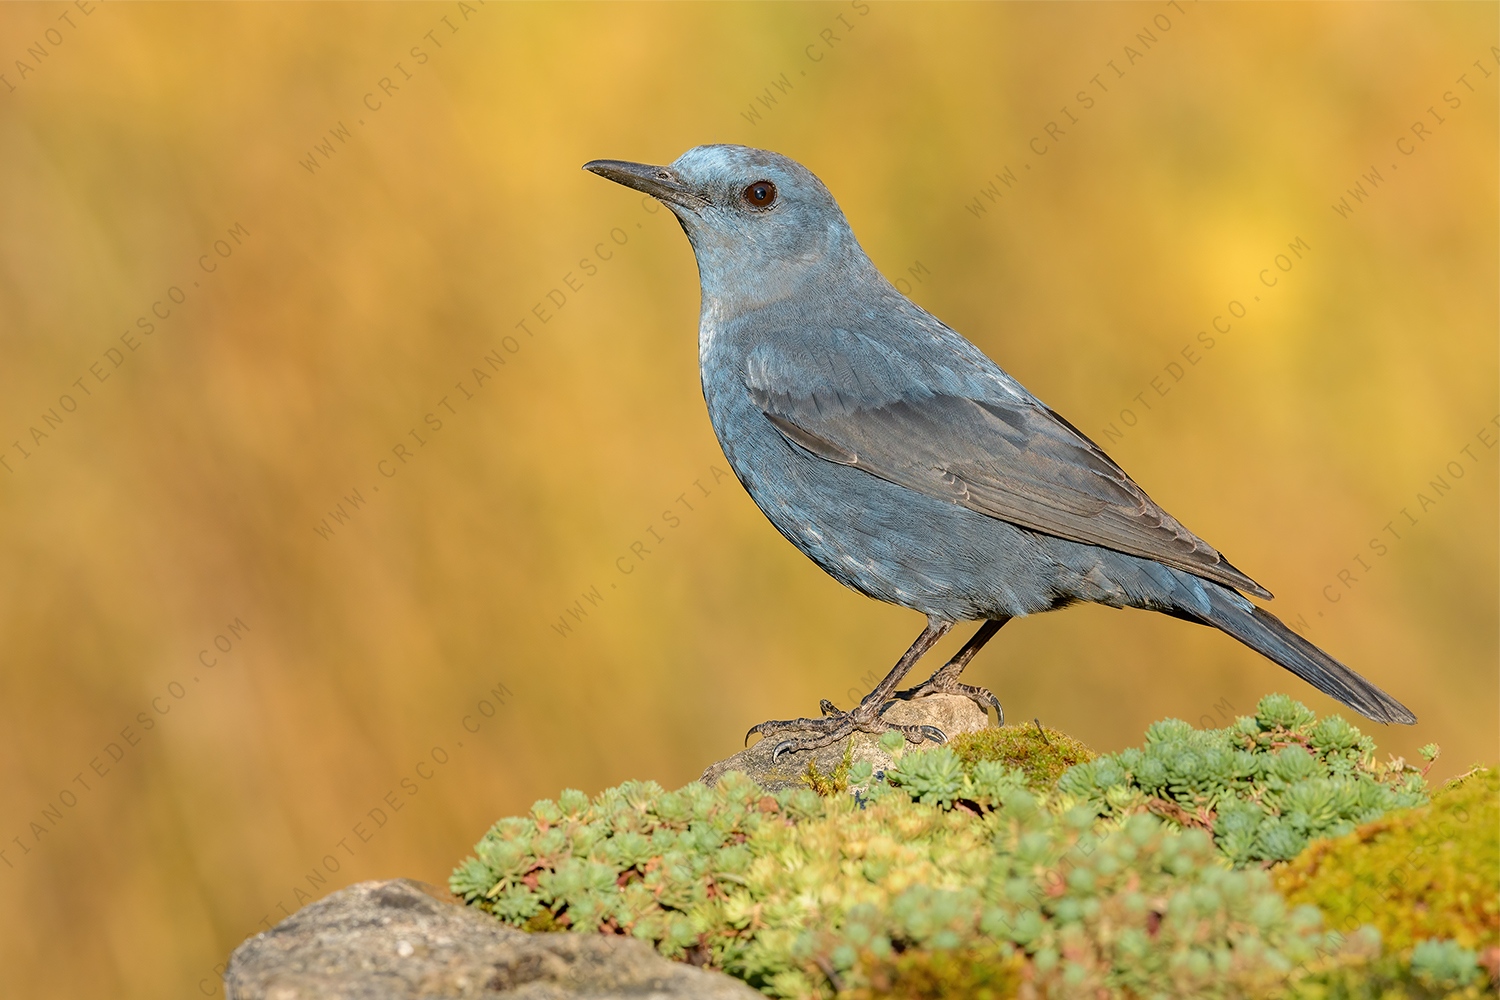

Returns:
450,697,1485,999
1055,694,1430,865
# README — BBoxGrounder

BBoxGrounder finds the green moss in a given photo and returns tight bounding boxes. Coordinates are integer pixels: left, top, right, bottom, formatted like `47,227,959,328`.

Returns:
1277,767,1498,953
946,722,1096,790
523,908,566,934
1272,939,1493,1000
844,946,1024,999
803,742,855,797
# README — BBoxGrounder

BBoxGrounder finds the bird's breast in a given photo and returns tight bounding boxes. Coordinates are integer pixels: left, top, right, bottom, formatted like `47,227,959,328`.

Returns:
697,296,730,358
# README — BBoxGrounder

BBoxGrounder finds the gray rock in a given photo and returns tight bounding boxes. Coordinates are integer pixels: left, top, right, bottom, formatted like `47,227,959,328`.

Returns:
701,693,991,792
224,878,760,1000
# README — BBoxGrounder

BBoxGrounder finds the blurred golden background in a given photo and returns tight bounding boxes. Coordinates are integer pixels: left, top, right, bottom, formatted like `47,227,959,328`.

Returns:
0,2,1495,995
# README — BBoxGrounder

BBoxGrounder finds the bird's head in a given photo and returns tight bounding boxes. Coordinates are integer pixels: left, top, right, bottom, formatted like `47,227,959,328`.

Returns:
584,144,868,307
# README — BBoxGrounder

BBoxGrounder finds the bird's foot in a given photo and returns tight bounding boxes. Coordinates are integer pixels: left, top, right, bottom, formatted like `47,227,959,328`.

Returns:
894,676,1004,726
745,702,945,762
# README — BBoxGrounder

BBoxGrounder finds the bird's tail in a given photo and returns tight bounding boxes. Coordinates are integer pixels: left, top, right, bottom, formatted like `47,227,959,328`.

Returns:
1196,587,1416,725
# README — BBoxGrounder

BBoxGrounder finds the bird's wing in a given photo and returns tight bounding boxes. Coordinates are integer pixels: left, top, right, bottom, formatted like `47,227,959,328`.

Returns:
746,337,1272,598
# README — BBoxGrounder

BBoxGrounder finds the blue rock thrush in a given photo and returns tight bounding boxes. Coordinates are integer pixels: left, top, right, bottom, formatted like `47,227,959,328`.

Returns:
584,144,1415,757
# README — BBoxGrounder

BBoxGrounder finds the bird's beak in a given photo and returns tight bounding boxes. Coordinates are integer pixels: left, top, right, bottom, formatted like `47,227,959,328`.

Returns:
583,159,706,211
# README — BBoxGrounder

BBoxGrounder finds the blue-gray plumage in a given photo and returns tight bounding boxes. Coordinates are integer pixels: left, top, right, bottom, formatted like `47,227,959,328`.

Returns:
584,145,1415,755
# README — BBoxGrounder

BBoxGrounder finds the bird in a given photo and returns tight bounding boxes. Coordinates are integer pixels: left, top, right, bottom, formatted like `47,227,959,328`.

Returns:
583,144,1416,758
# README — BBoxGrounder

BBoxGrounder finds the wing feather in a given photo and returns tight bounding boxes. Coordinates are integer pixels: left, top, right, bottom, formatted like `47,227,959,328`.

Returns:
749,378,1272,599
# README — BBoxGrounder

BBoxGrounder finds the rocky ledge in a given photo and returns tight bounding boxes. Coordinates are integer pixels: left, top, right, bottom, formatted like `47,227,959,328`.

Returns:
700,692,991,791
225,878,759,1000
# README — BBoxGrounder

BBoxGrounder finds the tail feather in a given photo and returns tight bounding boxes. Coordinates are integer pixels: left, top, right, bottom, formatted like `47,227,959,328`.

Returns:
1199,589,1416,725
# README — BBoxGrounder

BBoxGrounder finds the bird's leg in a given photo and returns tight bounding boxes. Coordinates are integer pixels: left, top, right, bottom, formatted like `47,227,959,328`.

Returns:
746,617,954,760
895,617,1009,724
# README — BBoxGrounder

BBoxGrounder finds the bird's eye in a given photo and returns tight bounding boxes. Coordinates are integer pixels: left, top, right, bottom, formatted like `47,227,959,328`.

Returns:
742,180,777,208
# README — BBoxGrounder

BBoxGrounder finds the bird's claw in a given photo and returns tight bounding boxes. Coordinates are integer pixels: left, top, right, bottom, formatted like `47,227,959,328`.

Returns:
895,678,1005,726
981,689,1005,726
770,739,801,763
756,715,859,761
746,715,826,746
911,724,946,744
818,699,839,716
749,709,948,762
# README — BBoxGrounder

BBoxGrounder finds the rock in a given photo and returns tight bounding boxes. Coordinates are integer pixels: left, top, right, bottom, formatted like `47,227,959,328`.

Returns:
224,697,997,996
224,878,760,1000
700,692,992,792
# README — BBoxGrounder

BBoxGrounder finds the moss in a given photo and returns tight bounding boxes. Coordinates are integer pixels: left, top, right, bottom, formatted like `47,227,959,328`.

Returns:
843,946,1024,999
947,722,1095,790
1273,940,1493,1000
523,908,566,933
1277,767,1499,953
803,742,855,797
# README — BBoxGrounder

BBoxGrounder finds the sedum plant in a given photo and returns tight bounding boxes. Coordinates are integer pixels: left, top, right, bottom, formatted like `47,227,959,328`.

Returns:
451,697,1479,998
451,769,1351,997
1055,694,1430,864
